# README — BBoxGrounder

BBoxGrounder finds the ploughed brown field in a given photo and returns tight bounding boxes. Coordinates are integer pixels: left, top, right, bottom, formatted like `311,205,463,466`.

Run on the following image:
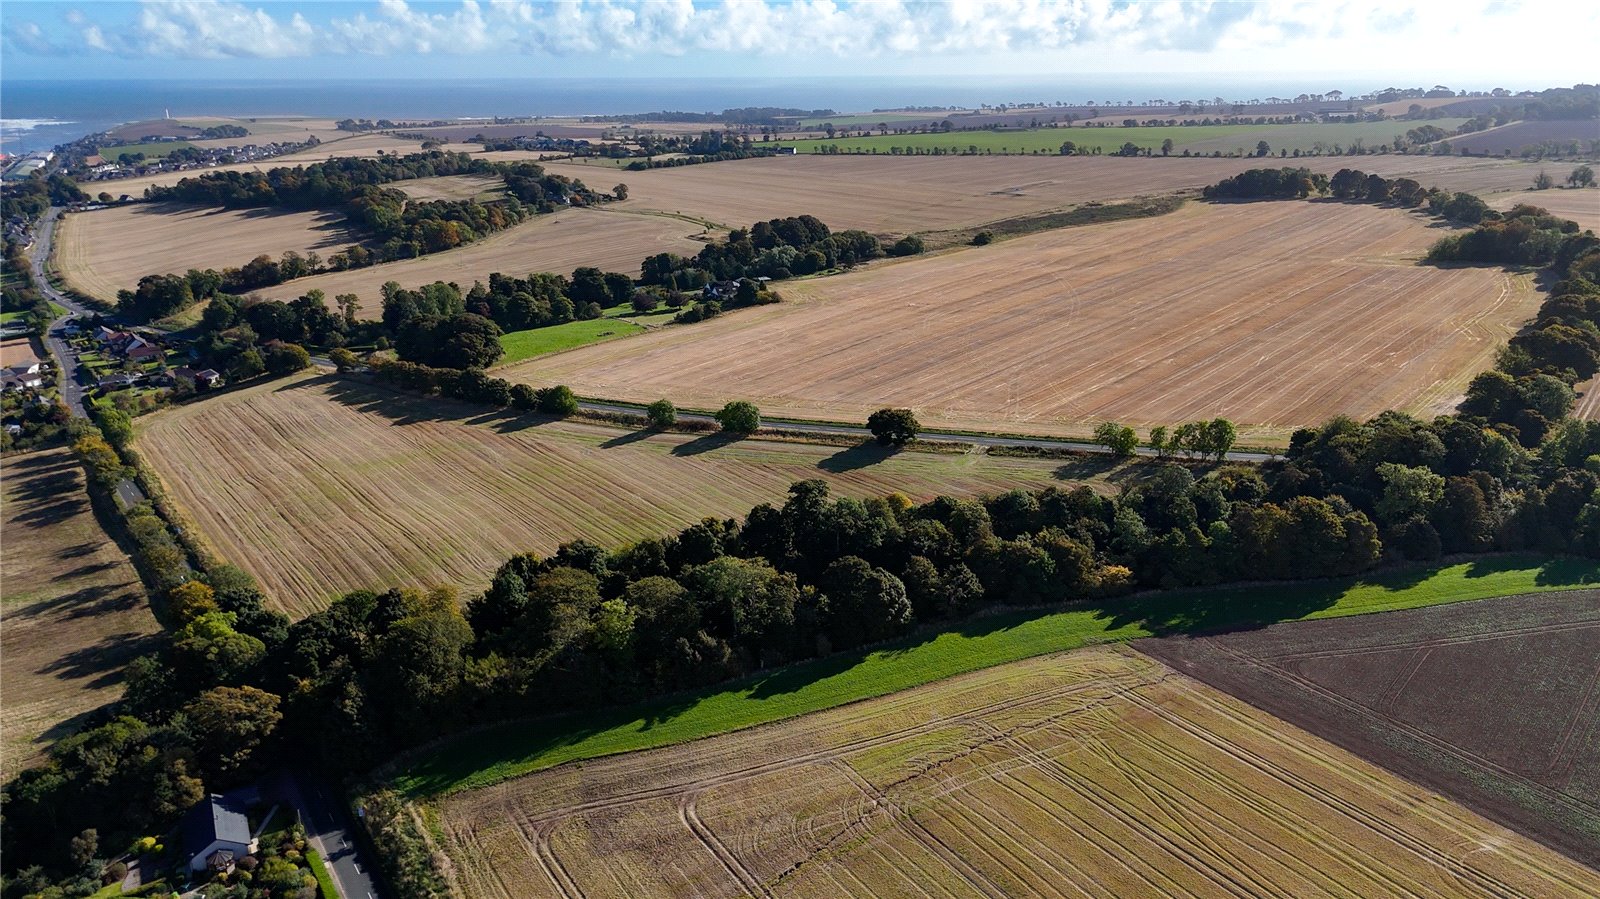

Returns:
437,645,1599,899
134,373,1106,617
245,208,712,317
502,201,1535,443
1138,591,1600,868
54,202,360,301
0,449,156,776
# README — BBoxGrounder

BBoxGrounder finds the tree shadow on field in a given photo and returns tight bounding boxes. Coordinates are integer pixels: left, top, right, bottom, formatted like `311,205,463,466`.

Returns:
600,428,657,449
38,629,164,688
671,432,740,457
817,441,896,473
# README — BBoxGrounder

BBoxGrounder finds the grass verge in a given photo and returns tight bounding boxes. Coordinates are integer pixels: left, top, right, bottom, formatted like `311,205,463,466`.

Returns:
498,318,645,365
392,553,1597,798
304,848,338,899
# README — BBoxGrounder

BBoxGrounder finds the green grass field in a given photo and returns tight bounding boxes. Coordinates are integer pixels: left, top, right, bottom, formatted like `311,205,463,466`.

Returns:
785,120,1473,156
497,317,646,365
394,553,1597,797
98,140,195,162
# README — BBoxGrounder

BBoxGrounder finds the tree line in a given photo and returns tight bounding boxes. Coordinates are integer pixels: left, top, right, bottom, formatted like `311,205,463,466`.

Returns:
119,153,599,320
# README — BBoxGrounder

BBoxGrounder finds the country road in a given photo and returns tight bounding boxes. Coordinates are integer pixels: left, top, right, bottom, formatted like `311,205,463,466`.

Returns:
577,400,1280,463
28,208,98,419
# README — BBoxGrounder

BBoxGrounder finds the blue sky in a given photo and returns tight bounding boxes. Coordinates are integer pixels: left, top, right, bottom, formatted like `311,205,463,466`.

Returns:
3,1,1596,85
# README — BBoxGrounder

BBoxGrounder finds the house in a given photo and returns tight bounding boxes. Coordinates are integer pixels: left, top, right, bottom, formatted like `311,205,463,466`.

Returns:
701,280,740,301
173,367,223,389
126,343,163,363
97,372,139,390
2,360,43,391
183,794,258,873
95,326,122,344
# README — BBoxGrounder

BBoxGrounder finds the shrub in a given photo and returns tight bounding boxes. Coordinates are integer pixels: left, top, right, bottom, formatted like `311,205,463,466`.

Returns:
535,385,579,416
890,235,926,256
971,230,994,246
646,399,676,428
715,401,761,434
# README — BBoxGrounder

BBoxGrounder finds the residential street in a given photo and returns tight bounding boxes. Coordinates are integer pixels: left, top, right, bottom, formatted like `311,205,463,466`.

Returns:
28,207,97,419
280,772,382,899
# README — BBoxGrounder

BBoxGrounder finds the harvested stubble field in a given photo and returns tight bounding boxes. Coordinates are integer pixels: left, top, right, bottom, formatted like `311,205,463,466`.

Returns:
503,201,1534,443
0,449,157,776
542,155,1281,233
397,173,507,201
246,208,711,316
1492,187,1600,231
437,644,1599,899
1139,590,1600,868
54,202,360,301
539,154,1558,236
135,373,1100,616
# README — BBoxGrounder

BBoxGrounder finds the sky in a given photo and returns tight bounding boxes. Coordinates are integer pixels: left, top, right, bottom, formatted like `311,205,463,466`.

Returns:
2,0,1596,87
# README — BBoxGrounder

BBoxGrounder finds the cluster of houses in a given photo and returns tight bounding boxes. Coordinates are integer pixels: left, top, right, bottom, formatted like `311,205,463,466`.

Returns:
76,324,222,391
74,139,316,184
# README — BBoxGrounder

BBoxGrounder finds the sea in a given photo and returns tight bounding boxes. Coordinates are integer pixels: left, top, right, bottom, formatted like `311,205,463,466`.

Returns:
1,75,1398,155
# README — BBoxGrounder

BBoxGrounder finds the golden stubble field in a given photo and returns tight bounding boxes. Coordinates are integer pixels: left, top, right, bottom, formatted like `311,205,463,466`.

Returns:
539,154,1563,234
1491,187,1600,232
54,202,360,301
437,645,1599,899
502,201,1534,443
135,373,1104,617
1,449,157,776
245,208,713,316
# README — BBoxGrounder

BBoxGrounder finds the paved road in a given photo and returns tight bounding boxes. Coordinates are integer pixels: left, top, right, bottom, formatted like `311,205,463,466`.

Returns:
578,400,1279,463
28,208,99,419
283,773,382,899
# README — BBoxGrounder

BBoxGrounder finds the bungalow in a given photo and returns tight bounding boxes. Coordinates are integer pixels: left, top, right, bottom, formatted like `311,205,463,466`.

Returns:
97,372,139,390
126,343,163,363
701,280,741,301
172,367,222,389
183,794,258,873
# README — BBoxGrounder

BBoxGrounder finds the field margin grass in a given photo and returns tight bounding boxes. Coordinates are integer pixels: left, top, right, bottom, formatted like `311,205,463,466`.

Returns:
390,553,1596,798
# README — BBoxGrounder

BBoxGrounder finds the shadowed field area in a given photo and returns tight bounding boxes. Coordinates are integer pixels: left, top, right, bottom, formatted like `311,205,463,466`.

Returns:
0,448,157,777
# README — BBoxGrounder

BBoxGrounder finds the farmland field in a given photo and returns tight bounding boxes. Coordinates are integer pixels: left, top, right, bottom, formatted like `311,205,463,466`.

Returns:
541,154,1559,236
782,119,1470,156
1446,120,1600,155
246,208,710,317
435,645,1599,899
502,201,1535,443
397,173,507,201
134,373,1101,616
499,318,646,365
1492,187,1600,231
1139,591,1600,867
0,449,157,777
54,202,360,301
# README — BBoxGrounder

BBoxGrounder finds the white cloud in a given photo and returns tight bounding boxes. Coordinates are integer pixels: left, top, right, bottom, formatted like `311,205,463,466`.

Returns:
4,0,1597,79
